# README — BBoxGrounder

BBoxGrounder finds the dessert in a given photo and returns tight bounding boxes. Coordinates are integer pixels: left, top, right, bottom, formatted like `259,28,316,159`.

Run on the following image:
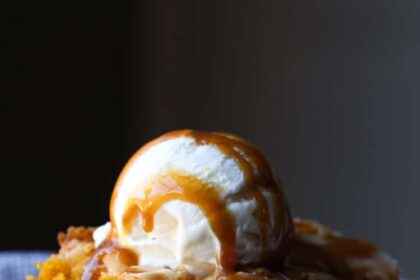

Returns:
29,130,399,280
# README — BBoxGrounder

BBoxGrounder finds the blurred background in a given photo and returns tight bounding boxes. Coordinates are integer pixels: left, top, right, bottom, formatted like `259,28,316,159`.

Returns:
2,0,419,277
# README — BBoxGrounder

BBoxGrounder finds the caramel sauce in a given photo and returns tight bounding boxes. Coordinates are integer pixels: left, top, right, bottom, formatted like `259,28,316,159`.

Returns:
109,130,292,272
293,219,378,260
123,172,237,271
293,220,319,234
327,237,378,258
82,239,138,280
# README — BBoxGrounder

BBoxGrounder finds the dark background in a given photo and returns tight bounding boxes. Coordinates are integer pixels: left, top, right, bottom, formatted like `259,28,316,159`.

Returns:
2,0,419,277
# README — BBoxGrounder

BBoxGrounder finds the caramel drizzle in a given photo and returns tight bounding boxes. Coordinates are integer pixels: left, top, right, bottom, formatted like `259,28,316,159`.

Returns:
190,131,291,254
293,219,378,259
327,238,377,258
110,130,292,272
192,132,272,249
123,172,237,270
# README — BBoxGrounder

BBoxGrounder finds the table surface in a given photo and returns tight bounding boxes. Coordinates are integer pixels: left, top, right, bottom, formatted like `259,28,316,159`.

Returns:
0,252,51,279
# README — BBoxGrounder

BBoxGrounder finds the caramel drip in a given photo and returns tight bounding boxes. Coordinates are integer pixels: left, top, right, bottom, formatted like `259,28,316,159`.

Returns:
187,131,290,253
192,132,271,247
327,238,378,258
293,219,378,260
293,220,319,234
82,239,138,280
122,172,237,271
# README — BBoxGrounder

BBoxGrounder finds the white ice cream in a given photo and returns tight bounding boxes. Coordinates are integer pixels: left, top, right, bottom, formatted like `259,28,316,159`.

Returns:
95,134,287,276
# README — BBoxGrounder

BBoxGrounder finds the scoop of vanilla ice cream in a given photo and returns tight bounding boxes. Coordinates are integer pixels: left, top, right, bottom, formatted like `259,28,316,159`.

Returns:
96,131,291,276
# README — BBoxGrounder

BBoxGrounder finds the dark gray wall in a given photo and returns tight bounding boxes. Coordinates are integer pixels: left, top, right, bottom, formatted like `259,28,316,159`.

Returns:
130,0,420,276
2,0,129,250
